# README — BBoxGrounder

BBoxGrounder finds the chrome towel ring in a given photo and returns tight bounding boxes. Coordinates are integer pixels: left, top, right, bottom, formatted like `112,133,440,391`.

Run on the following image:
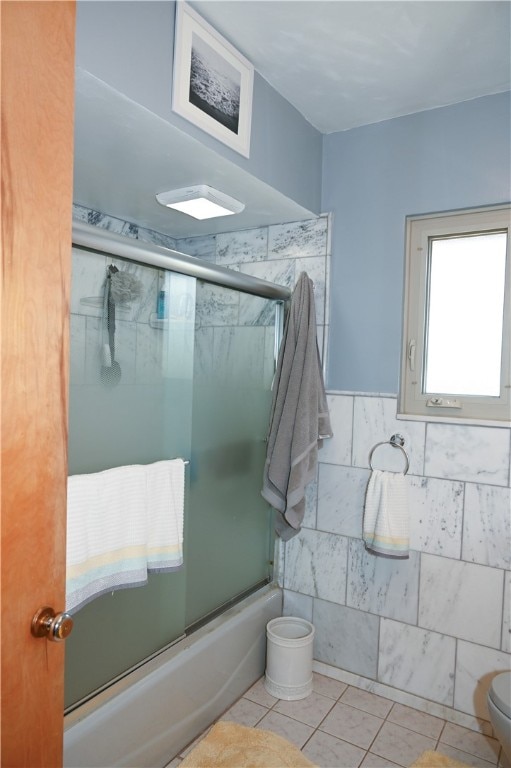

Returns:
368,434,410,475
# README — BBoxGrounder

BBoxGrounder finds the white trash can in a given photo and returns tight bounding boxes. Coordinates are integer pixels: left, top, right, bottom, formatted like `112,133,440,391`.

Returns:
264,617,315,700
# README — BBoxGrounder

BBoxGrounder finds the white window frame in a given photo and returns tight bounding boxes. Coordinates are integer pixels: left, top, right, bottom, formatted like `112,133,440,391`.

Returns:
398,204,511,426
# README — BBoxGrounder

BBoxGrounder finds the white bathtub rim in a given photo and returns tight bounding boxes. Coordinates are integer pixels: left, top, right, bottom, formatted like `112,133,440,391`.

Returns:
64,582,281,731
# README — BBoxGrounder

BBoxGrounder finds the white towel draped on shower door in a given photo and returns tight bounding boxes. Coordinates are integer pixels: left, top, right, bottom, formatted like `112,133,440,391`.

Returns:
66,459,185,613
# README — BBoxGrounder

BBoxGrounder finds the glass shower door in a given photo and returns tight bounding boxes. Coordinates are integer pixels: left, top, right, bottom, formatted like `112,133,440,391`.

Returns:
65,249,194,709
65,245,282,710
185,283,278,627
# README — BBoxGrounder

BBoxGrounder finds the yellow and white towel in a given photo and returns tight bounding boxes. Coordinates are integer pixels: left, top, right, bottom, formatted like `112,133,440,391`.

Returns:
66,459,185,613
363,469,409,558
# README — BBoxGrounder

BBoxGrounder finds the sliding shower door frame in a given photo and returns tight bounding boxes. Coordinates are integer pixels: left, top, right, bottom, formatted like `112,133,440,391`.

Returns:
66,221,290,710
73,221,291,301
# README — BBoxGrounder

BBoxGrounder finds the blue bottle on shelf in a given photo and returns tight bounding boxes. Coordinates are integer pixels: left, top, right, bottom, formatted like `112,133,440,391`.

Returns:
157,289,166,319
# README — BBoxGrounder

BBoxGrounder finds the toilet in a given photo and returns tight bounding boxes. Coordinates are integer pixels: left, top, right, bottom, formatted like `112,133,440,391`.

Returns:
487,671,511,761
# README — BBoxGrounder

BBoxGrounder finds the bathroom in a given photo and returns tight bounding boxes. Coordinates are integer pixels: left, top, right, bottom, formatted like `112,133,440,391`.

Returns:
1,1,510,767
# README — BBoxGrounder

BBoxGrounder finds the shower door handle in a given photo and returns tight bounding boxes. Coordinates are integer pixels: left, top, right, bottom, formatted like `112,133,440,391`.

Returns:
31,606,74,642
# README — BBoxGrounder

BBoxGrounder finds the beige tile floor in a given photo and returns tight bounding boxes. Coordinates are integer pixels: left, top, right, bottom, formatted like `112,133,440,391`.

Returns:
167,674,510,768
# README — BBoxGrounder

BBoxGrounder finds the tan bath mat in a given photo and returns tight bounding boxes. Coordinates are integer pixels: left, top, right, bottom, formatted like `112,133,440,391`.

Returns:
180,721,317,767
411,750,470,767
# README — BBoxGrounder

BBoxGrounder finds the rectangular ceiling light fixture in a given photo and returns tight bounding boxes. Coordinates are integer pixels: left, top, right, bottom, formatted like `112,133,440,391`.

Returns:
156,184,245,220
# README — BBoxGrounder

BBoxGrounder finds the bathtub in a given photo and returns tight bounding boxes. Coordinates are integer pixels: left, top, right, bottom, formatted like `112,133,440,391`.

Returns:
64,584,282,767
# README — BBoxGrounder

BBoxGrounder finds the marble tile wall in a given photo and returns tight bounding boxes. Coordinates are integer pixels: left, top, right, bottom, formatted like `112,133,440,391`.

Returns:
174,215,330,365
283,391,511,733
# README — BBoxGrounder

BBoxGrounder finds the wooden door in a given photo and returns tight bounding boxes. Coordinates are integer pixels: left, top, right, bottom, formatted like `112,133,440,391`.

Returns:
1,2,76,765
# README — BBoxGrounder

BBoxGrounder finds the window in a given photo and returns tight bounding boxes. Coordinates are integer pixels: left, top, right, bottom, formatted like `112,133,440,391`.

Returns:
399,205,511,424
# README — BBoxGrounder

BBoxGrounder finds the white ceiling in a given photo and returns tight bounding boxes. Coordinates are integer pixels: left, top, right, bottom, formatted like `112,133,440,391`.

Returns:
190,0,511,133
73,1,510,239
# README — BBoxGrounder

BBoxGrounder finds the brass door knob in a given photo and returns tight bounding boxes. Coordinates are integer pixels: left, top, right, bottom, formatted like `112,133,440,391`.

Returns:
31,606,73,642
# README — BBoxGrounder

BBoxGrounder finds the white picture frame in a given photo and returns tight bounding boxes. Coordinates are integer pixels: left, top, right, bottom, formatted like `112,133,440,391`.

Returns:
172,2,254,158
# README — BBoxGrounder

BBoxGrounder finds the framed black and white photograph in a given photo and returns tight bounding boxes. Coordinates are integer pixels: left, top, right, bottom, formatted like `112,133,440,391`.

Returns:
172,2,254,158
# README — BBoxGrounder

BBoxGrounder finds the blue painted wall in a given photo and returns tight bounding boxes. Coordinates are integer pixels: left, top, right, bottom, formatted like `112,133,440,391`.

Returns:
75,0,322,215
322,92,511,393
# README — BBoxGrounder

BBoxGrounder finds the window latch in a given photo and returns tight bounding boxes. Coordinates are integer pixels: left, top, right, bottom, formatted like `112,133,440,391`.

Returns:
426,397,462,409
408,339,416,372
